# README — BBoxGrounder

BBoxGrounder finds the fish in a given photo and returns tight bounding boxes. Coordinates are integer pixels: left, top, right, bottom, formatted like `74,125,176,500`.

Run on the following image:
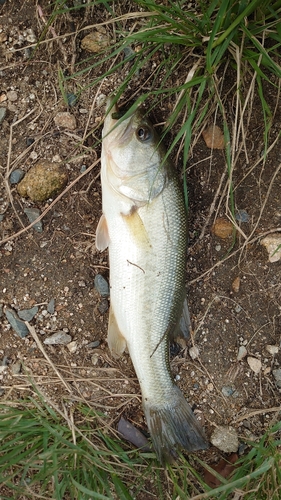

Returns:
96,98,208,463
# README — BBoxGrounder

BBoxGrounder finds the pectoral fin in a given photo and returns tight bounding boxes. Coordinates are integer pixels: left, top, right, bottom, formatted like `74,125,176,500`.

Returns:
107,306,127,358
121,209,151,249
96,214,110,251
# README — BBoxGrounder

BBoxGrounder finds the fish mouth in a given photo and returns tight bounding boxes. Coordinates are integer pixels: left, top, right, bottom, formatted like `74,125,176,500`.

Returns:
103,97,136,144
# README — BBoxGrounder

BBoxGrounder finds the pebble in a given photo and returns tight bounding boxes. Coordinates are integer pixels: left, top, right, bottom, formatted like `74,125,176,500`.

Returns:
24,208,43,233
236,210,250,223
237,345,247,361
98,298,109,314
9,169,25,184
202,125,225,149
232,276,241,293
11,361,22,375
81,30,110,53
7,90,18,102
91,353,99,365
5,308,29,338
18,160,68,202
17,306,38,321
67,341,78,353
189,345,200,360
54,112,77,130
26,137,35,147
260,233,281,263
87,340,100,348
25,28,36,43
0,107,6,124
43,331,72,345
247,356,262,374
212,218,233,239
94,274,110,297
221,385,235,397
66,93,78,107
272,369,281,388
266,345,279,356
210,426,239,453
47,298,55,314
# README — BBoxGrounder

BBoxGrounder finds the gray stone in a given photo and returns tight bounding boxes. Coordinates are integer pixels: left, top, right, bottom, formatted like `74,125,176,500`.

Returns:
9,169,25,184
18,306,38,321
47,298,55,314
43,331,72,345
24,208,43,233
272,369,281,388
87,340,100,348
0,107,6,124
222,386,235,397
94,274,110,297
98,298,109,314
211,425,239,453
5,308,29,338
11,361,22,374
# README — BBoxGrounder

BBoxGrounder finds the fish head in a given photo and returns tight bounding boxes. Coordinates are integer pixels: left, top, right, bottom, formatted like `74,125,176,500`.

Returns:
101,99,167,204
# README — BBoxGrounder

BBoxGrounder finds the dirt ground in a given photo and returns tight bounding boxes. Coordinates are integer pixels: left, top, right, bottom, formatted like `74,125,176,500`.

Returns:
0,0,280,488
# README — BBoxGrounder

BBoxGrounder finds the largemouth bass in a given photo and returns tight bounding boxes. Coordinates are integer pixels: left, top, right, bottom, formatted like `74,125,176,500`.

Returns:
96,99,208,463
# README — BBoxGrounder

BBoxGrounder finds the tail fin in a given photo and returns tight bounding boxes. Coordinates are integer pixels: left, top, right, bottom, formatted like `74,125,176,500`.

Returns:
143,386,208,464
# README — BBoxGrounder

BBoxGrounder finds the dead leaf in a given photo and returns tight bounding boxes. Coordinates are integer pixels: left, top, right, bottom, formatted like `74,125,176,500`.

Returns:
117,417,151,452
204,453,238,488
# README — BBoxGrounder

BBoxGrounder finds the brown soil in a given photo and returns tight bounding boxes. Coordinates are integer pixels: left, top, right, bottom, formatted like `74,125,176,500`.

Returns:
0,1,280,497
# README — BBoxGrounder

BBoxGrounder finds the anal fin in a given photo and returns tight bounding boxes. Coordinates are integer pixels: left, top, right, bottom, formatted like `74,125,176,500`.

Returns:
107,306,127,358
170,297,191,345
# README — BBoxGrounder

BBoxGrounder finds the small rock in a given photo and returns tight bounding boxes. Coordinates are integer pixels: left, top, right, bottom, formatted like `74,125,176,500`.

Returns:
43,331,72,345
67,340,78,353
237,345,247,361
202,125,225,149
26,28,36,43
260,233,281,263
266,345,279,355
98,298,109,314
94,274,110,297
54,112,77,130
47,298,55,314
9,169,25,184
66,93,78,107
247,356,262,374
5,308,29,338
18,160,68,202
189,345,200,360
26,137,35,147
81,30,110,53
222,386,235,397
212,218,233,239
232,276,241,293
91,353,99,365
0,107,7,124
272,369,281,388
11,361,22,375
211,426,239,453
236,210,250,223
24,208,43,233
87,340,100,348
18,306,38,321
7,90,18,102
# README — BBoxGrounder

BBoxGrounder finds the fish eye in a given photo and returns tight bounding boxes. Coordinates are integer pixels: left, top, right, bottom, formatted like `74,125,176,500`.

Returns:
136,126,151,142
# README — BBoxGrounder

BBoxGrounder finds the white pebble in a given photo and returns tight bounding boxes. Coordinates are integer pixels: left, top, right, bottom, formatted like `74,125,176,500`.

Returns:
189,345,200,360
266,345,279,355
247,356,262,374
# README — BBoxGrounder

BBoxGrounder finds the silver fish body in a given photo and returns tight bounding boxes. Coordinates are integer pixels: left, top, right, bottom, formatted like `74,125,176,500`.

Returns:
96,100,208,463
